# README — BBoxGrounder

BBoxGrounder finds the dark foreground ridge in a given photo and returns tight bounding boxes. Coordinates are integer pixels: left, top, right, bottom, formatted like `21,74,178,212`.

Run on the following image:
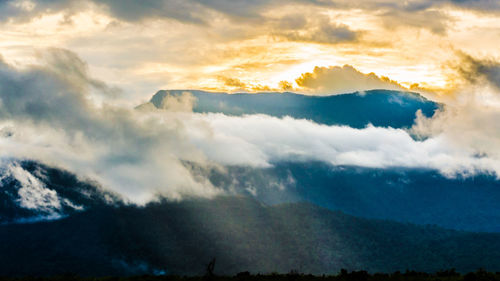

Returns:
1,195,500,276
1,269,499,281
2,161,500,276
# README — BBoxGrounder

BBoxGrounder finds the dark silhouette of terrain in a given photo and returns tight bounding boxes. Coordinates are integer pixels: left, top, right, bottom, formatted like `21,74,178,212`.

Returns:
2,161,500,276
0,269,499,281
1,195,500,276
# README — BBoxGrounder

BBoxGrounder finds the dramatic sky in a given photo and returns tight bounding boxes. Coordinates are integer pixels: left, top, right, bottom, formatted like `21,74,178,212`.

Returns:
2,0,500,205
1,0,500,101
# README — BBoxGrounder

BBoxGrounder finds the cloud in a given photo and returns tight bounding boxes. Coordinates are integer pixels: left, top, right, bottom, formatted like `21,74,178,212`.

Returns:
0,48,222,204
409,53,500,178
453,52,500,90
0,48,92,125
295,65,405,94
1,0,496,97
2,49,500,207
219,76,247,89
194,0,274,21
272,14,360,44
278,80,293,91
376,9,450,34
447,0,500,11
411,84,500,163
183,113,500,177
0,0,209,24
0,0,495,32
216,76,275,92
98,0,208,24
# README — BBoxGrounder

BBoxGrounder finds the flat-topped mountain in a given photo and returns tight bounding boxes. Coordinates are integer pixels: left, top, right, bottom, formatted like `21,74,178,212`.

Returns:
139,90,438,128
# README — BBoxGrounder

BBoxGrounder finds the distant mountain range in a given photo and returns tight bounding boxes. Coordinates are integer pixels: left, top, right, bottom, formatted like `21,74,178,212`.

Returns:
138,89,439,128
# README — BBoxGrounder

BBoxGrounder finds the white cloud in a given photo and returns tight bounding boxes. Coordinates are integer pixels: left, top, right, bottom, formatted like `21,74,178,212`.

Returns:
2,49,500,207
184,113,500,177
0,49,222,204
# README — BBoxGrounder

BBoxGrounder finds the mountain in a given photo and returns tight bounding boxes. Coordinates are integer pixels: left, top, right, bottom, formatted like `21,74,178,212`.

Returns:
197,162,500,233
0,160,119,224
140,90,439,128
0,89,494,276
1,160,500,276
1,195,500,276
137,90,500,233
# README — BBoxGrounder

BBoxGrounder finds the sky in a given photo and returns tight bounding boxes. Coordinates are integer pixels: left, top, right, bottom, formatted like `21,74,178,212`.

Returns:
0,0,500,102
2,0,500,205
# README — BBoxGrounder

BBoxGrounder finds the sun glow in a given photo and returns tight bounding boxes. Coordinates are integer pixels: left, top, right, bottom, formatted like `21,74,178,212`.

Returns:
0,3,496,98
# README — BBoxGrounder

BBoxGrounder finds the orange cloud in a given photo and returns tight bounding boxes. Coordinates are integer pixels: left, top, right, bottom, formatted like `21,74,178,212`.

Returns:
295,65,405,94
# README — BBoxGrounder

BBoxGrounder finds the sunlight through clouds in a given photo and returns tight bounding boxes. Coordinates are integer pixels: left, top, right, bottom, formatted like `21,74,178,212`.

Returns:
0,0,498,100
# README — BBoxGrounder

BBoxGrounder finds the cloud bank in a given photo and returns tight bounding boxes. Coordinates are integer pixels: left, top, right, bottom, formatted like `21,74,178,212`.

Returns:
2,49,500,206
410,53,500,172
0,48,221,204
2,0,500,26
185,113,500,177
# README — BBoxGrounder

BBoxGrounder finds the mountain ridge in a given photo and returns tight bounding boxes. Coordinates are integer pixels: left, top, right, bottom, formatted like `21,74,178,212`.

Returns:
139,89,439,129
1,195,500,276
1,160,500,276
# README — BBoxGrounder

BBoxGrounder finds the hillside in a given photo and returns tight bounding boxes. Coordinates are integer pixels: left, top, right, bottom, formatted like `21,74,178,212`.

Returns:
198,161,500,233
1,195,500,276
139,90,438,128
